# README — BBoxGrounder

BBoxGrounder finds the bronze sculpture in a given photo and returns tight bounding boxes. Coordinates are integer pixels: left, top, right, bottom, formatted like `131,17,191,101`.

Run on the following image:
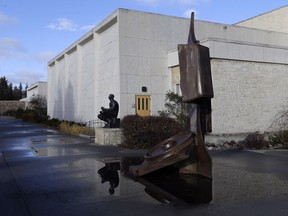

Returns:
130,12,213,191
97,94,120,128
177,12,213,178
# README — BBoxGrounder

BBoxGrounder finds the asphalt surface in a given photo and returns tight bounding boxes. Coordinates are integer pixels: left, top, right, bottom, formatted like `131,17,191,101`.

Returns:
0,116,288,216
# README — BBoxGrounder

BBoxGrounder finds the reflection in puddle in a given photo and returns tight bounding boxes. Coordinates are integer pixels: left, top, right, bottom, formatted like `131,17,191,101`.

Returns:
97,159,212,205
31,146,85,157
63,157,149,200
3,129,55,135
136,167,212,205
29,137,77,145
30,146,212,206
98,162,120,195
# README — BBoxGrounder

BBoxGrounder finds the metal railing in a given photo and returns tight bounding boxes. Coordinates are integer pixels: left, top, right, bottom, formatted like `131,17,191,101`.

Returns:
86,119,105,128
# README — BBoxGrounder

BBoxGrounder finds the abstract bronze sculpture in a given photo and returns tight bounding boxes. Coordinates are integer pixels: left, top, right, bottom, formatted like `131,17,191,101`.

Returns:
97,94,120,128
177,11,213,179
129,12,213,183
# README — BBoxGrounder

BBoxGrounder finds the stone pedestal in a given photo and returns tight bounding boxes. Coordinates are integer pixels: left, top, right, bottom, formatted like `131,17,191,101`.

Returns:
95,128,122,145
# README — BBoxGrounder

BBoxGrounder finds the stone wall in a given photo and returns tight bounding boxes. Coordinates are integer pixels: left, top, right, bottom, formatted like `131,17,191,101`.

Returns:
0,101,25,115
211,59,288,134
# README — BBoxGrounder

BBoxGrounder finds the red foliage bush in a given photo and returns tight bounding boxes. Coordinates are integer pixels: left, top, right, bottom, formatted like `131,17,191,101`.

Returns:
244,132,269,149
120,115,185,149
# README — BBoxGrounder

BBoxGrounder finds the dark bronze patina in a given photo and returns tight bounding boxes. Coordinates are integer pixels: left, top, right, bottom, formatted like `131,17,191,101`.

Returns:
97,94,120,128
176,13,213,178
180,13,213,98
130,13,213,202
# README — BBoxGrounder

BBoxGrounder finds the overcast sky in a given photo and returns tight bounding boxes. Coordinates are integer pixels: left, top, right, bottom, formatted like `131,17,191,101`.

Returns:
0,0,287,86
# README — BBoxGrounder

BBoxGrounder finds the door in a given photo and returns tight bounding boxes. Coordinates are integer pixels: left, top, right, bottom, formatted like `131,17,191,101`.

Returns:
136,95,151,117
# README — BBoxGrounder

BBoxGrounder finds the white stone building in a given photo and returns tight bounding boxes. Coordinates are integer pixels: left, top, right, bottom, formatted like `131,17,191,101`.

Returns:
21,81,47,108
27,81,48,101
48,6,288,134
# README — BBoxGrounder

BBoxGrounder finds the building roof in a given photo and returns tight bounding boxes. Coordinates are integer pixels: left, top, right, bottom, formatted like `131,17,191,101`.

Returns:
27,81,47,91
235,5,288,33
48,7,288,66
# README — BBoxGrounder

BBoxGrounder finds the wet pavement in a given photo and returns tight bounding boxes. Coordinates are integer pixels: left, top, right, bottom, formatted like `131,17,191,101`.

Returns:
0,116,288,216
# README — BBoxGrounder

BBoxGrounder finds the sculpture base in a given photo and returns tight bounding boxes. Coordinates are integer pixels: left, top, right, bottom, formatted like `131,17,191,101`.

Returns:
104,118,121,128
95,128,122,145
129,131,212,179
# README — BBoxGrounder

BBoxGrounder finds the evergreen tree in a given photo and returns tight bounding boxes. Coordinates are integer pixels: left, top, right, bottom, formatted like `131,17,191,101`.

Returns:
23,83,28,98
13,86,22,100
0,76,9,100
19,82,23,99
19,82,23,92
8,83,13,100
0,76,25,100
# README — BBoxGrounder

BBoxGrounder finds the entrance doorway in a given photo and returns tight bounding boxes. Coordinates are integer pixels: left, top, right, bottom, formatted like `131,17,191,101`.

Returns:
136,95,151,117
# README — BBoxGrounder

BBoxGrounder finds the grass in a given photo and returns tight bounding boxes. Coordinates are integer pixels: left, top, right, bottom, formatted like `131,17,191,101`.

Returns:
59,122,95,136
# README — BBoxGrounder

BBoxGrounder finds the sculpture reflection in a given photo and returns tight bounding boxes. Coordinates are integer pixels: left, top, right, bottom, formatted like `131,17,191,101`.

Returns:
125,159,212,205
141,168,212,205
98,162,120,195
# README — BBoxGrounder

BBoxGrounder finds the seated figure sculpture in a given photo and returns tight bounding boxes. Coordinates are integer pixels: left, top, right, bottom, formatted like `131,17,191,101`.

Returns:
98,94,120,128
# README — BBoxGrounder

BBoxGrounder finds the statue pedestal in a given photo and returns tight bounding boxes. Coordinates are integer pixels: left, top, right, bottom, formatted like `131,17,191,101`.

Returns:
95,128,122,145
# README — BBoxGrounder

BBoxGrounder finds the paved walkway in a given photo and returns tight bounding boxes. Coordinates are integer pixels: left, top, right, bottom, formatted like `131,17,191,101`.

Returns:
0,116,288,216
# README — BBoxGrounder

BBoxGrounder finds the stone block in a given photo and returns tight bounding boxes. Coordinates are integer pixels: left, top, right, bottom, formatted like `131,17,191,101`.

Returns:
95,128,122,145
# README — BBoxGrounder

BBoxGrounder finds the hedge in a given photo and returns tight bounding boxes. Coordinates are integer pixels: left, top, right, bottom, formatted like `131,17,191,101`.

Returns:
120,115,185,149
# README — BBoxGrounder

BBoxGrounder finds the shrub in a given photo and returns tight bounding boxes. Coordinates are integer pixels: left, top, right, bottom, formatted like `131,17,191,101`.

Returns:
5,108,47,123
4,95,48,124
29,95,47,114
268,105,288,148
158,91,191,129
243,132,269,149
21,110,37,122
268,131,288,147
23,109,48,123
120,115,185,149
4,108,24,118
46,118,61,128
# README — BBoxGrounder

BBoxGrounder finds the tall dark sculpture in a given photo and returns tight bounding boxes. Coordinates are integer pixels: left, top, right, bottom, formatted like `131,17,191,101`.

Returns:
98,94,120,128
130,12,213,187
177,12,213,178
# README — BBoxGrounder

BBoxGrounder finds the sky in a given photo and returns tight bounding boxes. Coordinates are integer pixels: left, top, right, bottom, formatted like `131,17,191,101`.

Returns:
0,0,287,87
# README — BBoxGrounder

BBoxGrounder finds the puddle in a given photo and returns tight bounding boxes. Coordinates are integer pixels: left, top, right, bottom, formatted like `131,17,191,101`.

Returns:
29,137,77,145
97,158,212,205
0,124,33,127
2,129,55,135
25,155,212,206
32,146,86,156
27,137,213,205
30,139,95,156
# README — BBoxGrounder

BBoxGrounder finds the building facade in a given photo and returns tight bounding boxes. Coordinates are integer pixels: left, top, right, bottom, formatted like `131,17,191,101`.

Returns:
27,81,48,101
48,6,288,134
20,81,48,109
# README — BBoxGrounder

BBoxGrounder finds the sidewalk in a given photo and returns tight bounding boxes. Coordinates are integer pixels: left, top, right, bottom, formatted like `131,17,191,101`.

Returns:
0,116,288,216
